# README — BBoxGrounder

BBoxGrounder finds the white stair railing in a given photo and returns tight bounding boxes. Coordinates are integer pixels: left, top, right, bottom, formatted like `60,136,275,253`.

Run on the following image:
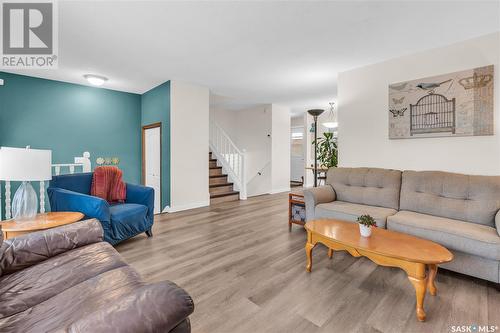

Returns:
52,151,91,176
209,121,247,200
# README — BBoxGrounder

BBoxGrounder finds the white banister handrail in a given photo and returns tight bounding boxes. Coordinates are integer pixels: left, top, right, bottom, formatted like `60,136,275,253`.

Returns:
209,121,247,200
52,151,91,176
212,122,244,156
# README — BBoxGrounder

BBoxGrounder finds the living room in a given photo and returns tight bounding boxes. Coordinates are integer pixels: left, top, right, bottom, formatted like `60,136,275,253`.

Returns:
0,1,499,333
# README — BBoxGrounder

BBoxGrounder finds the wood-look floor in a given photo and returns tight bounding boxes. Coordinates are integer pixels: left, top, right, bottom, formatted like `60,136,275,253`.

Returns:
115,193,500,333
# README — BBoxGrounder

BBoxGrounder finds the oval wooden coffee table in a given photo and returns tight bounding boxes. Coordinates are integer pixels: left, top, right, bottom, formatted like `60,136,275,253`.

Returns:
305,219,453,322
1,212,84,240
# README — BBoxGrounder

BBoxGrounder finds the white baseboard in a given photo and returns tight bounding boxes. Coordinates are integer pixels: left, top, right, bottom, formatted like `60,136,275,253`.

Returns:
247,190,270,197
162,200,210,213
270,187,291,194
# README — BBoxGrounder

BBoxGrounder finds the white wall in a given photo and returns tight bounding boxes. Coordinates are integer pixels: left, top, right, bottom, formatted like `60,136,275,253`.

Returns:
338,32,500,175
235,106,272,197
291,116,304,127
169,81,210,211
210,107,239,140
271,104,291,193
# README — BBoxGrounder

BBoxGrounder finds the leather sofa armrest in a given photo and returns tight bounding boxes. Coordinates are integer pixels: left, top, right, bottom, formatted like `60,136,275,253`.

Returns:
0,219,103,276
303,185,336,221
169,319,191,333
495,210,500,237
68,281,194,333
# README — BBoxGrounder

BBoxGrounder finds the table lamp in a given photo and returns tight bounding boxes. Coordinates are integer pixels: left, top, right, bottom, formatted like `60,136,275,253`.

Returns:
0,147,52,219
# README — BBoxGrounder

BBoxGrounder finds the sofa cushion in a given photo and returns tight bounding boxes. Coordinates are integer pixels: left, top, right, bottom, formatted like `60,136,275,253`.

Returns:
49,172,93,195
0,266,144,332
400,170,500,227
326,167,402,210
68,281,194,333
387,210,500,261
440,250,500,284
110,203,147,227
0,242,127,319
315,201,397,228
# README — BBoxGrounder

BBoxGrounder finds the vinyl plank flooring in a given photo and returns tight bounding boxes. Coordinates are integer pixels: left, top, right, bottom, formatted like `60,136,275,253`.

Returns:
115,192,500,333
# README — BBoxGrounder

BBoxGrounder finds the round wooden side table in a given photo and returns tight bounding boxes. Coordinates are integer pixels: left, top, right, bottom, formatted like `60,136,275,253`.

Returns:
0,212,85,240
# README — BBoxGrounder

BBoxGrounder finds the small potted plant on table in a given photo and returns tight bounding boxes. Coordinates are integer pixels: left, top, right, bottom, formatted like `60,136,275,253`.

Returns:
357,215,377,237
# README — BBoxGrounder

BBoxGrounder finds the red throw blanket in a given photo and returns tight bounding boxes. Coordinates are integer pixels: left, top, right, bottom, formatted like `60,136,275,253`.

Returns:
91,166,127,203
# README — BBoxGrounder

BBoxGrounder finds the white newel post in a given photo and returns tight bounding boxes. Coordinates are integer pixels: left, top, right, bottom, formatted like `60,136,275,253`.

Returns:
240,149,247,200
5,181,11,220
39,180,46,214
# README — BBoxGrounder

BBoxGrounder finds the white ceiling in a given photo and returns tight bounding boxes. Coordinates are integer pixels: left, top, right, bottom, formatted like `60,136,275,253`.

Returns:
5,1,499,116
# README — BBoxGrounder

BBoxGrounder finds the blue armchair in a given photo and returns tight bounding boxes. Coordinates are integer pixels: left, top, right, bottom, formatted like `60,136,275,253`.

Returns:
48,172,154,245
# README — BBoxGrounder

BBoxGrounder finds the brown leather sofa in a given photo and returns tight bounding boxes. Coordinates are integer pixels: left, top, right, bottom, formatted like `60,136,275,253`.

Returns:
0,219,194,333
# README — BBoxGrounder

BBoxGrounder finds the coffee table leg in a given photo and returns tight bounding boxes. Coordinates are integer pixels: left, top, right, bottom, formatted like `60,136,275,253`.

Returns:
328,248,333,259
305,242,314,272
408,265,427,322
427,264,438,296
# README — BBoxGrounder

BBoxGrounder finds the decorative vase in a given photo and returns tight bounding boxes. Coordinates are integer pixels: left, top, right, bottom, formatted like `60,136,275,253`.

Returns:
12,181,38,219
359,224,372,237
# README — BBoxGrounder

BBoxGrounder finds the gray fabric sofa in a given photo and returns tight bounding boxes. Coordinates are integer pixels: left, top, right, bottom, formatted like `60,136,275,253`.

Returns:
304,167,402,228
0,219,194,333
304,167,500,283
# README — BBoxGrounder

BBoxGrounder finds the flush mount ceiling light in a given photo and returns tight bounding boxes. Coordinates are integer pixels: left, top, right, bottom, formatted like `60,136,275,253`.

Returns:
83,74,108,86
322,102,338,129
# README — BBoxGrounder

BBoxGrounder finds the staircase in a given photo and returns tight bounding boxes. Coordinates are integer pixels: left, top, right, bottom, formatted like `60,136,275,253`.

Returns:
209,151,240,204
209,121,247,202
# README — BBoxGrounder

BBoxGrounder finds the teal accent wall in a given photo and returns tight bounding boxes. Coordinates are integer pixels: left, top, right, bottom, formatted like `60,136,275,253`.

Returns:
0,72,142,218
141,81,170,209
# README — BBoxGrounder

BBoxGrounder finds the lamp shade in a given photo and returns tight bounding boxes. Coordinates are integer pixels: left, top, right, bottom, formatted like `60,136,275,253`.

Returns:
0,147,52,181
307,109,324,117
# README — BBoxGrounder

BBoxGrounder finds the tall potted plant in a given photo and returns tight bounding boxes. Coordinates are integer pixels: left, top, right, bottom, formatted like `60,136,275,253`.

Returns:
312,132,338,168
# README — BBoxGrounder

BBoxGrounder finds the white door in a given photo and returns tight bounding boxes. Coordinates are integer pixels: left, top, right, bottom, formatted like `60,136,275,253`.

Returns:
290,126,304,182
144,126,161,214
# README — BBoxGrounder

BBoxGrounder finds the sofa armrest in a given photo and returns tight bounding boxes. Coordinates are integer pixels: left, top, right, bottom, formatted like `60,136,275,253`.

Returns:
68,281,194,333
0,219,103,276
48,188,111,225
126,183,155,218
303,185,336,221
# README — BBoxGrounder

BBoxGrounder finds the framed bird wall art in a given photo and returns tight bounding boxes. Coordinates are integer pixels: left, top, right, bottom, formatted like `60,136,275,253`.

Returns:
388,65,494,139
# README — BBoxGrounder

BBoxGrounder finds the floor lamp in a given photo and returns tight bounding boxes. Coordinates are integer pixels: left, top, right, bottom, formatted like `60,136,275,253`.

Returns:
307,109,324,187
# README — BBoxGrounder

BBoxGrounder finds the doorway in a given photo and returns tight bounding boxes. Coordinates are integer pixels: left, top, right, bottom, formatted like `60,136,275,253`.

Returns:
142,123,162,214
290,125,304,187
